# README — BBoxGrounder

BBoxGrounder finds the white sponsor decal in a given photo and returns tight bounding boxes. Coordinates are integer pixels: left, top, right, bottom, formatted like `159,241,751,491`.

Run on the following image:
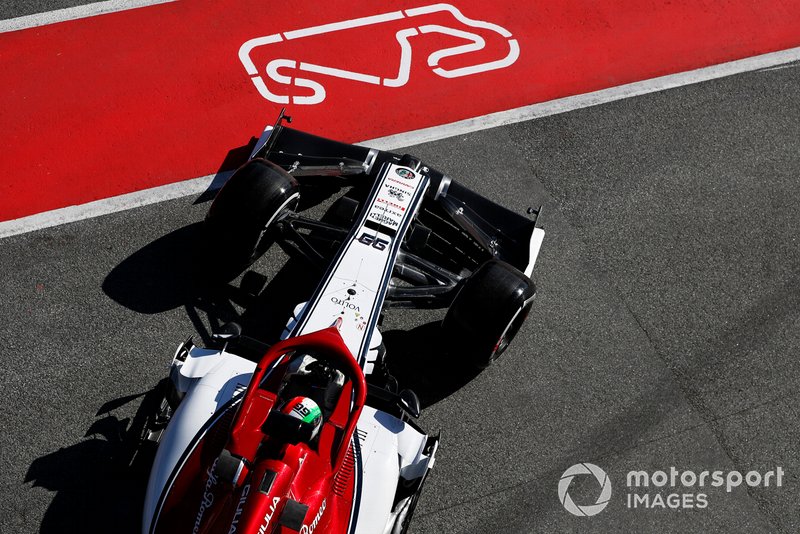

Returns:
238,4,519,105
258,497,281,534
194,459,220,533
299,499,327,534
227,484,251,534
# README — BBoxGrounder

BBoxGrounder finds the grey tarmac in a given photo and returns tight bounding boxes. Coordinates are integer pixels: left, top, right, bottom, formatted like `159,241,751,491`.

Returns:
2,3,800,533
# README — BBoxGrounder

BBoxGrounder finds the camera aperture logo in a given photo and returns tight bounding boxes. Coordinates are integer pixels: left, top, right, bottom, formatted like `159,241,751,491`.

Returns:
558,463,612,517
558,463,785,516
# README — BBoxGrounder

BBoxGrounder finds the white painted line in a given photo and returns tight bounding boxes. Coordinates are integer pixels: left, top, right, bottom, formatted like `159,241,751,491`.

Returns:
0,0,176,34
300,62,382,85
283,11,404,40
2,45,799,239
360,45,800,150
0,173,227,239
239,4,518,106
760,61,800,72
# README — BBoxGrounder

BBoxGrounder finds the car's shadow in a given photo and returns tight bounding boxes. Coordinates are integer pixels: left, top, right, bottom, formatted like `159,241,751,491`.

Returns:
383,322,482,408
101,221,322,346
102,221,211,315
101,180,346,344
100,220,480,406
24,393,155,534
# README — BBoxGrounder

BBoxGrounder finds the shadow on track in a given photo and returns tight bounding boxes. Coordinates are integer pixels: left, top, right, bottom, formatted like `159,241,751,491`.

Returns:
99,220,480,405
102,222,211,315
101,178,345,344
100,213,483,402
100,221,319,346
383,322,482,408
24,393,155,534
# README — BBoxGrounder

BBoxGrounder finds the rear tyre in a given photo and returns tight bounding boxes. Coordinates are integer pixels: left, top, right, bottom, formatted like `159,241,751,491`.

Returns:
442,260,535,369
204,159,299,280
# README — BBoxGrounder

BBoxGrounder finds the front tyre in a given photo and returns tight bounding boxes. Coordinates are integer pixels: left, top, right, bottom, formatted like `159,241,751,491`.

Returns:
204,158,299,280
442,260,535,369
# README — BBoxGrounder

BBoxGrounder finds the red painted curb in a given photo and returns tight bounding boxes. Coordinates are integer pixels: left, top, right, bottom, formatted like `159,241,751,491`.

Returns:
2,1,799,221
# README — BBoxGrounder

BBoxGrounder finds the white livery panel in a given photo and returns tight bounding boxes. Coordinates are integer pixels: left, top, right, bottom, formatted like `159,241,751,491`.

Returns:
352,406,434,534
143,346,255,533
292,162,430,365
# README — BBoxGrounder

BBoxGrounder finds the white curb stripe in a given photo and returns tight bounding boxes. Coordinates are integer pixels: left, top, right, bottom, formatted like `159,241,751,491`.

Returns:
360,46,800,150
0,173,226,238
0,0,176,34
2,46,799,238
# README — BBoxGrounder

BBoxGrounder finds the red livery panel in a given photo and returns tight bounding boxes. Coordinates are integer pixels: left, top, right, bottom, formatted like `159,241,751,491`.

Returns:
151,328,366,534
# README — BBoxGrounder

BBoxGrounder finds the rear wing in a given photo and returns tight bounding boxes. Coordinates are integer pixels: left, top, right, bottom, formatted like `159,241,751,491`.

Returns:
248,112,544,276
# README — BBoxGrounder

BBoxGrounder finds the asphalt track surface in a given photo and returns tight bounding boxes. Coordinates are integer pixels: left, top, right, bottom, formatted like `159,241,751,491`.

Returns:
3,6,800,534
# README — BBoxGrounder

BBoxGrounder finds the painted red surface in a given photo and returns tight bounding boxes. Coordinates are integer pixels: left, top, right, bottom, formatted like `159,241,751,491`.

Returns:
2,0,799,221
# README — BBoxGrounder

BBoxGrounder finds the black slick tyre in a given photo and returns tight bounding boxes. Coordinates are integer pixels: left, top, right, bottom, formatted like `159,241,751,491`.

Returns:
204,158,299,280
442,260,535,369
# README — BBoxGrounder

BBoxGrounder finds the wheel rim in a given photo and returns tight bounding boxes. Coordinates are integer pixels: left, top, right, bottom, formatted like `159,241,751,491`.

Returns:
250,192,300,261
265,191,300,229
490,304,531,360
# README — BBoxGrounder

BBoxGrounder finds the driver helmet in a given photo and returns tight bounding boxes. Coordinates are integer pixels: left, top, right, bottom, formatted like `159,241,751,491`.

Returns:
282,396,323,440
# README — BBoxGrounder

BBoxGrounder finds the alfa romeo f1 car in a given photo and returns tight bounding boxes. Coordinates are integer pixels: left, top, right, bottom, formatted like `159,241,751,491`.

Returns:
139,112,545,534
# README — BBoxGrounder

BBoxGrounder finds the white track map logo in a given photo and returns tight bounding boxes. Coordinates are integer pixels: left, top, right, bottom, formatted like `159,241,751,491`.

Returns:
558,463,612,517
238,4,519,105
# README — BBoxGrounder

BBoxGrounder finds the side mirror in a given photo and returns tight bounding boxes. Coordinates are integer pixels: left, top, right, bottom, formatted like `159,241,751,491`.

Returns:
212,322,242,342
365,384,422,420
398,389,421,419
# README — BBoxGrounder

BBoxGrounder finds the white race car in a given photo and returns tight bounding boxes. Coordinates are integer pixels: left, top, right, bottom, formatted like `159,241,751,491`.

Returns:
136,111,545,534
